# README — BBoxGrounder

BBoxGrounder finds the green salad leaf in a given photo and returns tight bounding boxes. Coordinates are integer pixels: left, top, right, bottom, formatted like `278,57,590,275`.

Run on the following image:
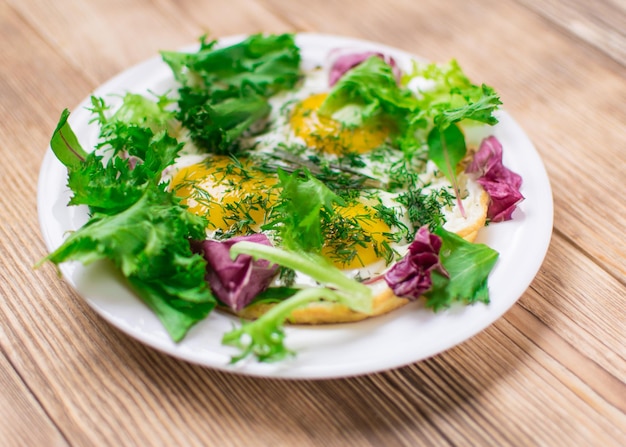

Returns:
92,92,176,135
230,242,373,313
426,123,467,216
162,33,300,98
162,33,301,154
426,123,467,187
56,94,183,215
66,130,183,215
263,169,344,252
223,287,344,363
405,59,502,128
319,55,418,128
433,84,502,130
128,276,214,342
174,88,270,154
405,60,501,215
424,227,499,310
49,109,88,169
223,242,373,362
37,184,215,340
40,97,216,341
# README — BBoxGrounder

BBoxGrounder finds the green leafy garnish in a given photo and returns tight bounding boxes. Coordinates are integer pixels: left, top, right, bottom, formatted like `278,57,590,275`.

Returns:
251,286,300,304
162,34,301,97
319,56,417,128
424,227,499,310
230,242,372,313
37,185,216,340
40,100,216,341
49,109,88,169
92,92,176,135
66,131,182,215
396,187,454,239
223,242,374,362
57,94,182,215
162,33,301,154
426,123,467,216
427,123,466,185
433,84,502,130
223,287,344,363
263,169,345,252
401,60,502,215
174,89,271,154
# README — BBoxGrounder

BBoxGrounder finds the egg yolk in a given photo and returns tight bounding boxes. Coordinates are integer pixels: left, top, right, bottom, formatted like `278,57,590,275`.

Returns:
171,156,394,271
170,155,279,233
322,201,393,270
290,93,391,155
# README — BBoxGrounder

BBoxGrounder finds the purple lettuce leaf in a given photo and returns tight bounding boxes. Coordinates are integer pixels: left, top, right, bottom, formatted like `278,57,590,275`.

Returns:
384,226,448,300
466,136,524,222
329,50,402,86
191,234,279,312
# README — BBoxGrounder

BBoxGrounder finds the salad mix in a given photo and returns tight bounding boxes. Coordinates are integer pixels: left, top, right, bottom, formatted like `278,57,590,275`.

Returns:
38,34,523,363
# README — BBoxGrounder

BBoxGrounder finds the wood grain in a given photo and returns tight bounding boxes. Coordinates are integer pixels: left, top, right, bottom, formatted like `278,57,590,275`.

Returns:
0,352,68,446
0,0,624,445
515,0,626,66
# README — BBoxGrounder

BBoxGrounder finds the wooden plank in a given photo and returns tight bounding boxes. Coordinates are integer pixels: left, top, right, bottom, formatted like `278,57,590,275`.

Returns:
519,237,625,385
419,317,626,446
515,0,626,66
0,3,85,444
6,0,292,87
0,352,68,446
0,0,624,445
505,302,626,414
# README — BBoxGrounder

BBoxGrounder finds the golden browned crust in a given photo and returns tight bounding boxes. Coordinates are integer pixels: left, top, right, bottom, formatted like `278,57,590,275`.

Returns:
232,187,490,325
235,287,409,324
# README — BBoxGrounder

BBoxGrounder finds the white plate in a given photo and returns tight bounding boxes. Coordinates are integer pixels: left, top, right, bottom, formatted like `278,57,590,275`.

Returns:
37,33,553,379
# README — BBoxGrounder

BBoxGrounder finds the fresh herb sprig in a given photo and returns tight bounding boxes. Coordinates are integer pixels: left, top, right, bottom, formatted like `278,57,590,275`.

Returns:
396,187,455,240
258,148,387,193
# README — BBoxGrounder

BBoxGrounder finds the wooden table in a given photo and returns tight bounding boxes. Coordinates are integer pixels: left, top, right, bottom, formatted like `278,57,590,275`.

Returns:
1,0,624,445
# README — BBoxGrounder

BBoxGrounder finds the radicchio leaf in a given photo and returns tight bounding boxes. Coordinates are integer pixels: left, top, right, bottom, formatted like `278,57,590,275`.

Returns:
384,226,448,300
329,50,402,86
466,136,524,222
192,234,279,312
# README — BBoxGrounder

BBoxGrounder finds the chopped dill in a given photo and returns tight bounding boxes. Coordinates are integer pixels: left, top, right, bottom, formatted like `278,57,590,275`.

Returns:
372,201,410,242
320,203,396,267
256,148,386,195
277,267,296,287
396,187,453,239
220,193,272,234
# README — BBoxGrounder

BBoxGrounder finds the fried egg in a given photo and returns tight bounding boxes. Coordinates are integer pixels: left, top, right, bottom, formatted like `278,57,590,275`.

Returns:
166,66,488,316
171,155,280,234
